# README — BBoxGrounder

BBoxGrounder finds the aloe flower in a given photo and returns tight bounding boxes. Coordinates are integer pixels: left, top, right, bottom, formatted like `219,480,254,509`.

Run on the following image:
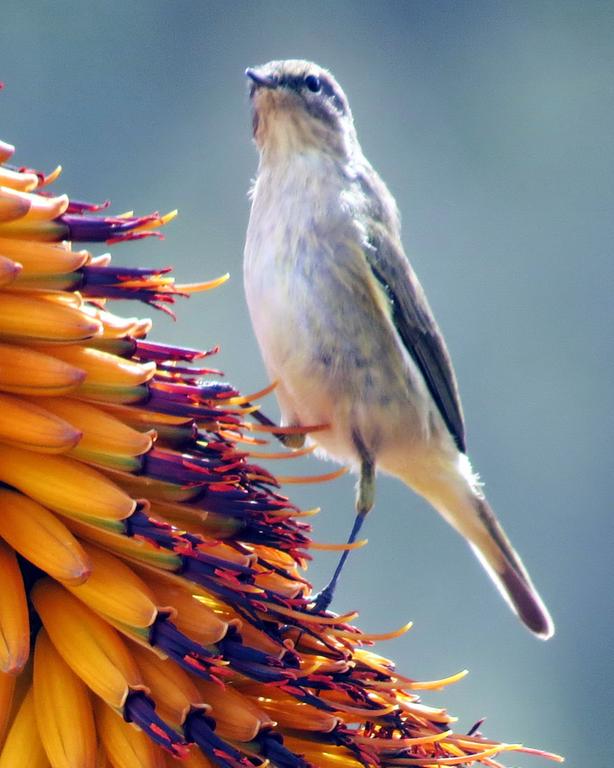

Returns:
0,133,563,768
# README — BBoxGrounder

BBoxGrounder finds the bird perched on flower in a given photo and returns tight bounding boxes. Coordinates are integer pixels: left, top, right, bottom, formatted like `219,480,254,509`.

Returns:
243,58,554,638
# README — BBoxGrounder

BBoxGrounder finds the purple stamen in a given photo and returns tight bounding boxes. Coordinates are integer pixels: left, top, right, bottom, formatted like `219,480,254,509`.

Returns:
65,198,111,213
150,613,219,679
135,340,216,363
142,384,241,423
217,629,295,683
184,711,251,768
56,212,163,243
257,732,313,768
124,690,188,758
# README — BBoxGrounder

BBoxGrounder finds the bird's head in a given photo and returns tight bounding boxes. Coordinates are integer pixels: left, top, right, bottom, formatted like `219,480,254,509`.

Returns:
246,59,356,161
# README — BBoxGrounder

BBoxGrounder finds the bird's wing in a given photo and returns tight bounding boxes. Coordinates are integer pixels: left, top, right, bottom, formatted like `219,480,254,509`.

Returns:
363,220,467,453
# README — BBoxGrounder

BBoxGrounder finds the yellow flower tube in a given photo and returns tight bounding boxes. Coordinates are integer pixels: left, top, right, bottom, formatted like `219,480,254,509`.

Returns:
0,293,102,343
95,699,163,768
64,517,182,573
31,580,143,711
0,167,39,192
193,679,273,743
282,735,365,768
0,238,89,275
0,256,21,287
0,672,15,745
0,187,68,222
0,444,136,526
66,544,158,629
0,536,30,676
145,577,228,647
0,489,90,586
0,342,86,397
31,397,154,466
130,642,203,727
235,682,339,734
0,540,29,674
0,392,82,453
33,629,97,768
34,345,156,389
0,688,51,768
0,191,30,224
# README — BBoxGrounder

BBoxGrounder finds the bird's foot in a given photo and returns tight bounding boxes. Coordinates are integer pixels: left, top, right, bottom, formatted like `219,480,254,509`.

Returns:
310,584,335,614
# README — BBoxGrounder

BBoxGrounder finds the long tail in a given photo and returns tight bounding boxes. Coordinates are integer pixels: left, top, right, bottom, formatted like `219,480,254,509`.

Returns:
468,495,554,639
396,455,555,639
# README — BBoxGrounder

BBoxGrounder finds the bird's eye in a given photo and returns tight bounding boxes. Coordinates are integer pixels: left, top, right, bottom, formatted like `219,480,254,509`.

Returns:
304,74,321,93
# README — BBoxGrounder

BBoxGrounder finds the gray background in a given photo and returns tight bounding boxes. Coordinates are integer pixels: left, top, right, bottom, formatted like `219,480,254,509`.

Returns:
2,1,612,765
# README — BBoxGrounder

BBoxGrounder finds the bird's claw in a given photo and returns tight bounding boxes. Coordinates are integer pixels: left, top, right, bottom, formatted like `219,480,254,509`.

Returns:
310,585,334,614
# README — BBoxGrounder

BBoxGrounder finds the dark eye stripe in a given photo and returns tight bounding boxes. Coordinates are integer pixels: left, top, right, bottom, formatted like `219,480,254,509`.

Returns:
276,72,348,116
318,76,347,114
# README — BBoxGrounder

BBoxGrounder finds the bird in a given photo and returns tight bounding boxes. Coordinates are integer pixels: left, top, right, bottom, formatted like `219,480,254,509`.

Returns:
242,59,554,639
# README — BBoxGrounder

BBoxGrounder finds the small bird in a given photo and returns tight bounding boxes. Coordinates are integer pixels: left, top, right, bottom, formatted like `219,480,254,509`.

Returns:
243,59,554,638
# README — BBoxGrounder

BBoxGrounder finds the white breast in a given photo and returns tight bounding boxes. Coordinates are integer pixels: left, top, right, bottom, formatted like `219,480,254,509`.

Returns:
244,153,437,466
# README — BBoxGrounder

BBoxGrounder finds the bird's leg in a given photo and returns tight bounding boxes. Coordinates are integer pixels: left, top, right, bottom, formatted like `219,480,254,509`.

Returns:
312,452,375,613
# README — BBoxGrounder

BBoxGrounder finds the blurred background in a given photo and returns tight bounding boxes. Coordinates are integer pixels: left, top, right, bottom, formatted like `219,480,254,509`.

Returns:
1,1,612,765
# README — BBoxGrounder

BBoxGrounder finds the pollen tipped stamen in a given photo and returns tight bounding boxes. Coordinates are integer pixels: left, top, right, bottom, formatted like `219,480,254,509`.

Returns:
246,444,317,460
246,421,330,435
149,613,222,680
184,711,252,768
275,466,349,485
310,538,368,552
124,690,189,757
224,380,278,406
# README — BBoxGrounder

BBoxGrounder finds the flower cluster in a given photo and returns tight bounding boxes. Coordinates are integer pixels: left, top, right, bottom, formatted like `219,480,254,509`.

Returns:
0,133,562,768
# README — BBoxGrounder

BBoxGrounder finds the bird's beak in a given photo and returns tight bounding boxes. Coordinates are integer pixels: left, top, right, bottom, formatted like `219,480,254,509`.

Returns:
245,68,277,90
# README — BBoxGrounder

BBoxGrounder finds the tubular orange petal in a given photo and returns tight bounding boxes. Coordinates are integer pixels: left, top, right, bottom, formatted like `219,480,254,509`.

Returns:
0,672,15,746
0,489,91,586
0,190,30,223
130,642,202,726
66,544,158,629
0,342,86,396
0,444,136,525
0,688,50,768
237,683,339,733
0,255,21,287
0,541,29,674
31,580,143,710
34,344,156,388
0,187,68,221
0,391,82,453
0,238,90,275
65,517,182,572
95,698,163,768
0,167,39,192
33,629,97,768
0,292,102,343
32,396,154,460
193,679,273,743
99,468,201,504
145,578,228,646
281,735,364,768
